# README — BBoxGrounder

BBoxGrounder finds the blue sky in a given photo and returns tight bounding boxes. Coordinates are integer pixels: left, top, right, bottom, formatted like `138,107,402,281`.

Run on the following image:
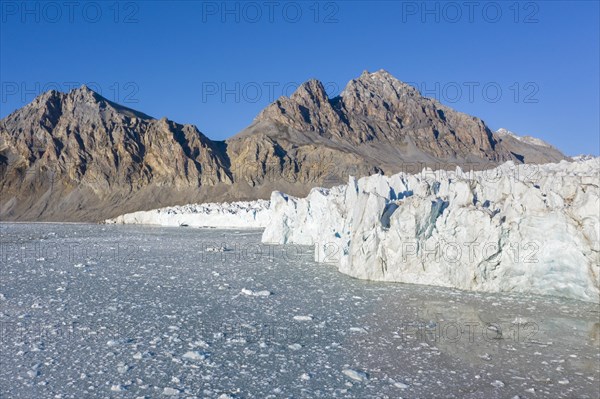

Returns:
1,1,598,156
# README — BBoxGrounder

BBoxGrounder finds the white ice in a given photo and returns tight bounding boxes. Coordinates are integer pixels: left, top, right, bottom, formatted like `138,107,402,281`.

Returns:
105,199,271,229
105,158,599,302
262,158,600,302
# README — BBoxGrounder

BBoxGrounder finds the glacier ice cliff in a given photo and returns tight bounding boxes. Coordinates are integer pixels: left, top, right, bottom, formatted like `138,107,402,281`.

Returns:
105,200,270,229
262,159,600,302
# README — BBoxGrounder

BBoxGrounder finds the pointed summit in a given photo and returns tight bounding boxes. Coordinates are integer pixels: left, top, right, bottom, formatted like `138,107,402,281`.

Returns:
359,69,394,78
344,69,420,99
78,84,94,92
289,79,330,107
66,84,104,104
66,84,103,98
38,84,153,120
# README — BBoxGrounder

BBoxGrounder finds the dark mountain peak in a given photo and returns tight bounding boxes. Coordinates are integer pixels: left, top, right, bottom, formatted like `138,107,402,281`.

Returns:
254,70,426,131
242,70,566,162
76,84,96,94
343,69,421,102
358,69,395,80
63,84,104,103
293,79,327,97
252,70,432,142
64,85,154,120
290,79,330,107
17,88,64,114
4,85,153,125
254,71,427,126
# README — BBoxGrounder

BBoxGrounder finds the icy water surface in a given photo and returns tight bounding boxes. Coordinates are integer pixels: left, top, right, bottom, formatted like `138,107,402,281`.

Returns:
0,223,598,398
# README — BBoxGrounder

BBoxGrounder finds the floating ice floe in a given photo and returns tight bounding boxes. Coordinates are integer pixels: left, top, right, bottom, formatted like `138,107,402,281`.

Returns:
182,350,209,361
293,315,313,321
110,384,127,392
240,288,272,297
342,369,369,382
162,387,181,396
205,246,230,252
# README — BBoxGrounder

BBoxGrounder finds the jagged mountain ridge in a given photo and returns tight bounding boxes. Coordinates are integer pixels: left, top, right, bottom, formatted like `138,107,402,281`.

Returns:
0,70,566,221
228,70,565,180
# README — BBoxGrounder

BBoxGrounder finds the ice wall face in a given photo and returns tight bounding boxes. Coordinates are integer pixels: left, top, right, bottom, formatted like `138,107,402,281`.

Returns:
106,200,271,229
262,159,600,302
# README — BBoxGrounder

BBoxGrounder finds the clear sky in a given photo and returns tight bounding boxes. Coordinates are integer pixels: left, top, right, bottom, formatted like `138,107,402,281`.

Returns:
1,1,598,156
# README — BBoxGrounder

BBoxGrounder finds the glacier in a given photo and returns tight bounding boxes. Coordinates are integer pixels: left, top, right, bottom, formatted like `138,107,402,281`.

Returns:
262,159,600,302
105,200,271,229
106,159,599,302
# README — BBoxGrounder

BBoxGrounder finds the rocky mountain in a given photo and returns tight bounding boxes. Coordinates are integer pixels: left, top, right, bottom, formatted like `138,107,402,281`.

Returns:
228,71,565,185
0,87,232,221
0,70,567,221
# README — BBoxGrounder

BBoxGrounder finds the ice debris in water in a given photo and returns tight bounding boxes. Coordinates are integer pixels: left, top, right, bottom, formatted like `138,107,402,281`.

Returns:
240,288,272,297
342,369,369,382
182,351,209,361
205,246,229,252
293,315,313,321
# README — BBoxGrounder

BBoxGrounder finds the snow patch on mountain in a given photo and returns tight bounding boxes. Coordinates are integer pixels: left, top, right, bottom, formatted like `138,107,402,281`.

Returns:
572,154,597,162
496,128,554,148
262,158,600,302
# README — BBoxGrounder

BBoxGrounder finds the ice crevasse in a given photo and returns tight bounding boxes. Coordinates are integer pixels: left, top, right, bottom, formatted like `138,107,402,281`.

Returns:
262,159,600,302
